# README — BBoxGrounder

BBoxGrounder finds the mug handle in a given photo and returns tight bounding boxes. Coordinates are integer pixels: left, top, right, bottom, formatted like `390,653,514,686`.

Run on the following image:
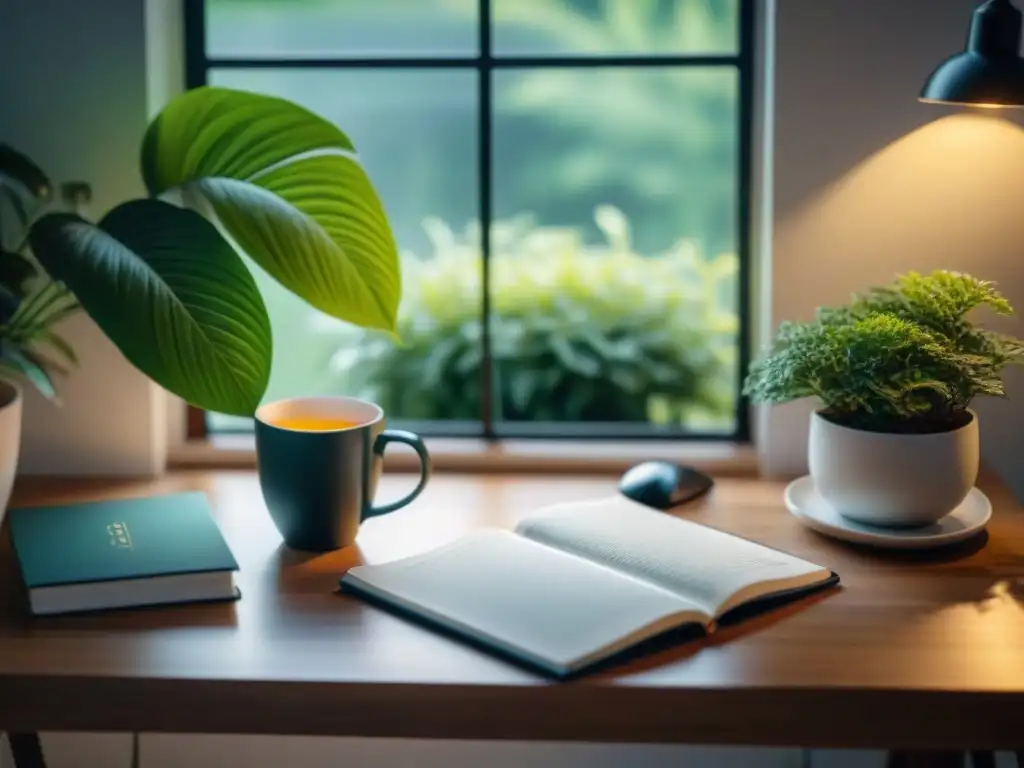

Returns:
363,430,431,519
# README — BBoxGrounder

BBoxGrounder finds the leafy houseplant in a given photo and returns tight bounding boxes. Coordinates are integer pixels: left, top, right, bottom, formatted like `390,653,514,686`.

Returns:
744,270,1024,526
22,86,400,417
323,207,740,429
0,144,82,517
0,146,79,398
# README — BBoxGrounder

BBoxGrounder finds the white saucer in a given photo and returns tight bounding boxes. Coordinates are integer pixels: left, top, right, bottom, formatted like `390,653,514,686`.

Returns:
784,476,991,550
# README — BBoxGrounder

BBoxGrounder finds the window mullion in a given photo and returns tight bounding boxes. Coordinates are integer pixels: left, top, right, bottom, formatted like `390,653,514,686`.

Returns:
479,0,495,440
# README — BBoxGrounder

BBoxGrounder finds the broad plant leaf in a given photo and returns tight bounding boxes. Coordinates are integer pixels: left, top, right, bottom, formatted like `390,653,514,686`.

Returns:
141,86,400,332
194,158,397,332
29,199,272,415
140,87,352,193
0,144,51,199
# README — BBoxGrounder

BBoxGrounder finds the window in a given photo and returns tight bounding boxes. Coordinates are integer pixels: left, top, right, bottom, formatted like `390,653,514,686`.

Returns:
187,0,753,441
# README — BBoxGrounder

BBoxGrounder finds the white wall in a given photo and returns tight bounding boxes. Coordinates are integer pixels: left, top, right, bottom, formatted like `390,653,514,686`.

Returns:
762,0,1024,499
0,0,166,476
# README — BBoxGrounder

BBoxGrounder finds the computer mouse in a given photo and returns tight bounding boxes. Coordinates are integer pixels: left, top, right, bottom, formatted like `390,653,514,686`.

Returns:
618,461,714,510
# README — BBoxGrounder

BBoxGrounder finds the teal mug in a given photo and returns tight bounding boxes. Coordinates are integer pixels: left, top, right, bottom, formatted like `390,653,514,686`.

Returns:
255,396,430,552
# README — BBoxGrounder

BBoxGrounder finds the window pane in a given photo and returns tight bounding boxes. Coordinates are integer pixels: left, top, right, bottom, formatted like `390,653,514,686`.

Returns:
492,0,739,57
491,67,740,434
206,68,480,434
206,0,478,59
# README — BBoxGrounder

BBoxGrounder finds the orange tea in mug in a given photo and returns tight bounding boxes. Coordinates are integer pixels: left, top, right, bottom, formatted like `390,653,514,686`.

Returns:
267,416,360,432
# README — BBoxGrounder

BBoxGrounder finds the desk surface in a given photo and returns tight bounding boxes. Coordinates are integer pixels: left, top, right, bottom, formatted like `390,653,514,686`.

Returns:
0,471,1022,749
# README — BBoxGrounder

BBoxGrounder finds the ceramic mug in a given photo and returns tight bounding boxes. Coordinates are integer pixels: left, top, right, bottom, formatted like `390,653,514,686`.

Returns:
255,396,430,551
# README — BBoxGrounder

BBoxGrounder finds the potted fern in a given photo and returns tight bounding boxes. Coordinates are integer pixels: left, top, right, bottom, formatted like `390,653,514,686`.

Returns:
744,271,1024,527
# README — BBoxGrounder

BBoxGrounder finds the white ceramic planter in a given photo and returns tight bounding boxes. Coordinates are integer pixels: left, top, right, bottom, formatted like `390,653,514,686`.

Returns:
808,410,979,527
0,380,21,526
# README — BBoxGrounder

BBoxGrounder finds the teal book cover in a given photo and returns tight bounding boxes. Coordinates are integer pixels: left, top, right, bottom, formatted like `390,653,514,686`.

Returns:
9,492,239,588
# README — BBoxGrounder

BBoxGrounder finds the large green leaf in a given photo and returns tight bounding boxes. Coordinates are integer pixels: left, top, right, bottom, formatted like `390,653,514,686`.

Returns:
141,87,352,194
194,155,398,332
140,86,400,332
29,200,272,415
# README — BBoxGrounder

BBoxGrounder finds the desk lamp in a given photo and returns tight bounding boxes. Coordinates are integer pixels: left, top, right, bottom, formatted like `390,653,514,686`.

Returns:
921,0,1024,108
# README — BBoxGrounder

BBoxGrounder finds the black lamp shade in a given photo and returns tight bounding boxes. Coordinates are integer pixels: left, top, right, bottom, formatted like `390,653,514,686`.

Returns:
921,0,1024,107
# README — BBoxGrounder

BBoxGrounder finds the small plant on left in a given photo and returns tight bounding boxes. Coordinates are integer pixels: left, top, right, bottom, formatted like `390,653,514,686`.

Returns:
0,145,79,399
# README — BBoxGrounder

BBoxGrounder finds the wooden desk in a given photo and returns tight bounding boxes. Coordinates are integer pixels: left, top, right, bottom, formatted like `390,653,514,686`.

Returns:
0,471,1022,753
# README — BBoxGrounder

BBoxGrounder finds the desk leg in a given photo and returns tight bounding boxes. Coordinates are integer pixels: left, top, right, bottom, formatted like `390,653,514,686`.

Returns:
7,733,46,768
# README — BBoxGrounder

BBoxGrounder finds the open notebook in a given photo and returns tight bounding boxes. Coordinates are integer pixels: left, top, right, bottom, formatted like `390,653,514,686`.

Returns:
341,496,837,677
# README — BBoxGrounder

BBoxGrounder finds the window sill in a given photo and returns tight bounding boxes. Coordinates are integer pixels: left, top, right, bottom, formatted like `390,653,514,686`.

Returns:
169,436,758,477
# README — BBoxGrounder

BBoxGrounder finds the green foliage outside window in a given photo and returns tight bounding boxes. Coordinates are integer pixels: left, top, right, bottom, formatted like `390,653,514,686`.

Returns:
322,207,739,428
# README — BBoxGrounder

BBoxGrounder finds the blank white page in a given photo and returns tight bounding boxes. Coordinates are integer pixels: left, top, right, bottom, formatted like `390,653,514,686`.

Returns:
516,497,830,617
342,531,706,675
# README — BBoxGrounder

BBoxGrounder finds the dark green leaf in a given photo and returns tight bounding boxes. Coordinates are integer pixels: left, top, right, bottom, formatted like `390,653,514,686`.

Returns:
1,185,30,231
0,282,19,323
0,145,51,199
0,249,37,292
29,200,272,415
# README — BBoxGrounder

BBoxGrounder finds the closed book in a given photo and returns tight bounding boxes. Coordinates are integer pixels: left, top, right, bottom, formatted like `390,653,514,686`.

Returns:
10,491,240,616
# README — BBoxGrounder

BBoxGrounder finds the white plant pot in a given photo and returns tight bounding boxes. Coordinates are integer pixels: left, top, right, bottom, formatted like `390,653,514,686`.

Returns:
808,409,979,527
0,381,21,526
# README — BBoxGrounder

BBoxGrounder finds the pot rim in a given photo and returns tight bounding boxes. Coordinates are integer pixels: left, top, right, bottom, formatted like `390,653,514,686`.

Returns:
812,408,977,439
0,378,21,412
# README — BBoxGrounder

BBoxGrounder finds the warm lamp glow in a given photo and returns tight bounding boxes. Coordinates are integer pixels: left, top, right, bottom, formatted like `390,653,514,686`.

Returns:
919,98,1024,109
883,581,1024,685
777,114,1024,289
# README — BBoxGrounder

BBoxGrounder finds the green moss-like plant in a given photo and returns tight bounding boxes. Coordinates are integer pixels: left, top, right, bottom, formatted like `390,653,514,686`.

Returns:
743,271,1024,433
